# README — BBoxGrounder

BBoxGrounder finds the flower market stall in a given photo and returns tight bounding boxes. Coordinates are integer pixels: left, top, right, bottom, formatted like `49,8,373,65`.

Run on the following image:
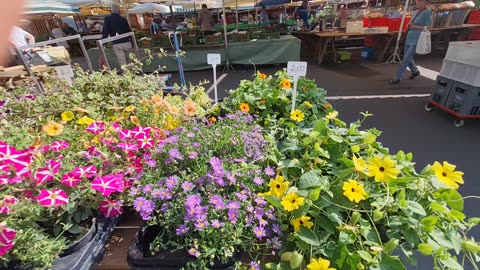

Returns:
2,55,480,270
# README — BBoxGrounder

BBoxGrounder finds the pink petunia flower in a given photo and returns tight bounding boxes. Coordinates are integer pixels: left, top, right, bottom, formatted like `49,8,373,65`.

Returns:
86,121,106,134
111,122,121,132
99,199,123,217
118,129,132,140
91,174,123,196
61,172,82,187
117,142,138,152
71,165,97,179
50,141,70,152
0,142,32,172
36,188,69,207
35,168,55,186
0,225,15,256
137,137,154,149
131,126,151,139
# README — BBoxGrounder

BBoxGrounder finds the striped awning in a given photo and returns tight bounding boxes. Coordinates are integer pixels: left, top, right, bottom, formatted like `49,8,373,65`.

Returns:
24,0,81,15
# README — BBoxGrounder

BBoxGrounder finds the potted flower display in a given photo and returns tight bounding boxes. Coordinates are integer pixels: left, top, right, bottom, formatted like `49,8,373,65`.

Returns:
222,71,480,269
125,112,283,269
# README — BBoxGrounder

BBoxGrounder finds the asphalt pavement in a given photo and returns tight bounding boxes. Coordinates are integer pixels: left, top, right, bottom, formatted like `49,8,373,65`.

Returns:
162,49,480,269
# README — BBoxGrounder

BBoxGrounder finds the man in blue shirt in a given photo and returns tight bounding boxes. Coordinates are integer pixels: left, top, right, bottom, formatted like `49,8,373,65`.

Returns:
102,3,132,67
390,0,432,84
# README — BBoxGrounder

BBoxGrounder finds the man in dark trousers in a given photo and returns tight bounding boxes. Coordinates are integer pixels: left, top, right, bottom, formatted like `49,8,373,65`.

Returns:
102,3,132,67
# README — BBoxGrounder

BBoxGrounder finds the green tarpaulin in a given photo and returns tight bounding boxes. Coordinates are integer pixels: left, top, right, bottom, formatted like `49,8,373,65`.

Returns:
88,35,301,72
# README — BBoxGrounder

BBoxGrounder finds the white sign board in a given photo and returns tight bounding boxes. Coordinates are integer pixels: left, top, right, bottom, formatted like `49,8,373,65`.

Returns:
207,53,221,66
286,61,308,112
207,53,221,104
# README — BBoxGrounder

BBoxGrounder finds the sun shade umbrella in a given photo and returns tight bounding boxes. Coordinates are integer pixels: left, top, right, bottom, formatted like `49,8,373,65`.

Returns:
24,0,81,14
128,3,170,14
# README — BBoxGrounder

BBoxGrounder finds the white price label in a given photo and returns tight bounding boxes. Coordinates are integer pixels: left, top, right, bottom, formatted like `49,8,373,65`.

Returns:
287,61,307,78
54,65,74,79
207,53,221,65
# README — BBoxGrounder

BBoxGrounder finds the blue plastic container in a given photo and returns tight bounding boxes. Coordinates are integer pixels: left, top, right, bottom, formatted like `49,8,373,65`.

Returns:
361,48,373,60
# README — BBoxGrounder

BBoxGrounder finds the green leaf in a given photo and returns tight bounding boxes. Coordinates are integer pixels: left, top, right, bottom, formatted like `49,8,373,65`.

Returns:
405,200,426,216
363,132,377,144
317,217,336,234
356,250,373,262
313,120,327,135
442,189,464,211
417,243,433,255
370,253,407,270
421,216,439,226
290,251,303,269
298,170,329,190
264,195,282,209
297,227,320,246
351,145,360,153
468,217,480,226
449,209,466,220
294,239,310,250
330,134,343,143
430,201,446,213
309,188,321,201
440,257,463,270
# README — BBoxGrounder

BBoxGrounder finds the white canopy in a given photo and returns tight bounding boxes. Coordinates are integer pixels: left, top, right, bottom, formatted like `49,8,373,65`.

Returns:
128,3,170,13
24,0,81,14
58,0,103,6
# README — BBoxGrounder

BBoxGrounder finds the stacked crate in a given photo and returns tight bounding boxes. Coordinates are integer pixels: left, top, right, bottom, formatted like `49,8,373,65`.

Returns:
468,10,480,40
432,41,480,116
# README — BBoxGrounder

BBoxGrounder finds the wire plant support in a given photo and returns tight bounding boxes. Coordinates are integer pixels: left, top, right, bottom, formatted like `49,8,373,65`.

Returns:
222,0,235,72
96,32,140,71
386,0,411,64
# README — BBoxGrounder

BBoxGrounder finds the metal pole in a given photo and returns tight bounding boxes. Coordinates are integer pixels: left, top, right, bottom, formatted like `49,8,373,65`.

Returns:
236,0,239,28
386,0,410,63
96,40,111,70
14,48,44,93
222,0,235,71
121,0,133,29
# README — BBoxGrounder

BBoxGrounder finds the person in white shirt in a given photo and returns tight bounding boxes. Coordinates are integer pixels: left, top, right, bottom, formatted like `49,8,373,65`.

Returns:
9,26,35,64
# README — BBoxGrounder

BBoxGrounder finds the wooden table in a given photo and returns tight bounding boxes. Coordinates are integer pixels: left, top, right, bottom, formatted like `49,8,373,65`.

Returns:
293,24,478,65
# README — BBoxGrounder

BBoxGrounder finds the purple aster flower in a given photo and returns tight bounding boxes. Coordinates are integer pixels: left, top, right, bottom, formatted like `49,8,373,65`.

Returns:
267,237,282,250
227,201,241,210
143,184,154,193
151,189,162,199
253,177,264,185
233,158,247,163
133,197,147,212
272,223,282,235
165,176,178,189
185,194,201,208
192,142,201,148
194,206,208,221
210,175,225,187
235,192,248,201
228,209,238,224
193,127,200,132
129,187,139,196
253,226,266,239
147,159,157,168
209,195,223,206
259,218,268,227
226,172,236,185
245,215,253,227
211,219,224,229
249,261,260,270
265,167,275,177
158,189,173,200
254,208,264,220
176,224,189,235
168,148,183,160
181,181,194,192
254,197,267,207
188,152,198,159
160,203,169,213
186,132,195,138
188,248,200,258
209,157,224,175
165,135,179,144
246,206,254,213
139,200,155,220
265,209,276,220
195,220,209,230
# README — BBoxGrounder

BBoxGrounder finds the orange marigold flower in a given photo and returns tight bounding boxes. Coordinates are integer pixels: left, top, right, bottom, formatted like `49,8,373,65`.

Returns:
240,103,250,113
151,95,162,103
168,106,179,115
209,116,217,123
42,121,64,136
258,73,267,79
281,79,292,89
183,101,197,116
130,116,140,126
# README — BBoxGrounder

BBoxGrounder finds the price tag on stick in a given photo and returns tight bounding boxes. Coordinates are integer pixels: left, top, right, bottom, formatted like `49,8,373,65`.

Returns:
207,53,221,104
287,61,307,113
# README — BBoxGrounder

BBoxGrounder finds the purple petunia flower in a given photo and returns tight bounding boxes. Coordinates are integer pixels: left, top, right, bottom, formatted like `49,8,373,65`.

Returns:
265,167,275,177
188,152,198,159
165,176,178,189
176,224,189,235
253,226,266,239
168,148,183,160
211,219,224,229
181,181,194,192
253,176,264,185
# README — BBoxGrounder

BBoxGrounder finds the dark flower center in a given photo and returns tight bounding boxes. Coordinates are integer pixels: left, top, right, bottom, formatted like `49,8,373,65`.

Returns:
299,220,304,225
442,172,447,177
276,184,280,188
379,167,385,172
351,188,355,192
292,199,296,203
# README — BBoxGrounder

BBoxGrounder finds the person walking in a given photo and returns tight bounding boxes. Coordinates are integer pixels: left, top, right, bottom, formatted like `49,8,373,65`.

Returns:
8,24,35,65
101,3,132,67
198,4,214,35
390,0,432,84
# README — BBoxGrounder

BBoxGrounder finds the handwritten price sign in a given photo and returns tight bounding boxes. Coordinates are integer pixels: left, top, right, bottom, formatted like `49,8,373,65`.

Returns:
286,61,307,112
207,53,222,104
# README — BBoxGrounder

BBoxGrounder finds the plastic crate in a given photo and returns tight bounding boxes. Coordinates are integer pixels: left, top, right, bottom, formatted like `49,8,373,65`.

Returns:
386,18,411,32
445,41,480,67
336,51,352,61
430,76,454,106
444,81,480,115
440,59,480,87
363,18,389,28
468,10,480,24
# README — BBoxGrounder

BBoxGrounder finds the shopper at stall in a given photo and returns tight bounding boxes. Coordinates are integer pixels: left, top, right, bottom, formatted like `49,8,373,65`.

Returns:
150,19,160,34
297,0,309,30
198,4,215,34
259,7,270,25
390,0,432,84
63,23,77,35
51,23,69,48
101,3,132,67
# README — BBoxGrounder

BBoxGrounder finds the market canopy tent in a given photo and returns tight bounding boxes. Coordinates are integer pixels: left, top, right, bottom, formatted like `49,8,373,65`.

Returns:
24,0,81,14
128,3,170,13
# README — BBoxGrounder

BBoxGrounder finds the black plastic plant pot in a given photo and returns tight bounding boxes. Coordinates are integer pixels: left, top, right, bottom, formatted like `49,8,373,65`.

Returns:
127,224,239,270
